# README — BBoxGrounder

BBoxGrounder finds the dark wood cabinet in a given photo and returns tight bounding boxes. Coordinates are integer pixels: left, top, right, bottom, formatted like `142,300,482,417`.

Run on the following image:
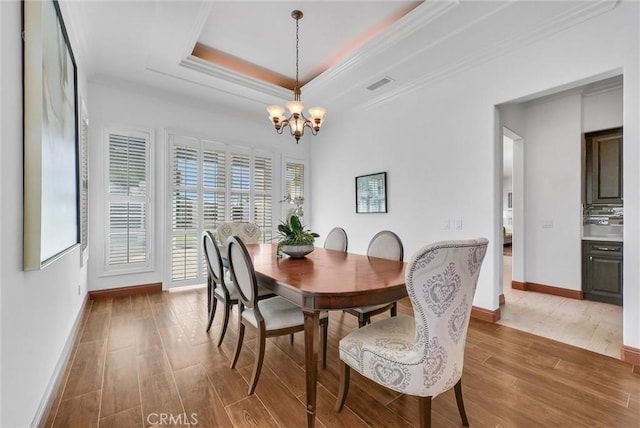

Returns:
585,128,623,205
582,240,623,305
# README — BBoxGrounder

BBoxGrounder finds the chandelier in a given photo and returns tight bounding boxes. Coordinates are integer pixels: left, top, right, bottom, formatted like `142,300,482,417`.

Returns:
267,10,326,144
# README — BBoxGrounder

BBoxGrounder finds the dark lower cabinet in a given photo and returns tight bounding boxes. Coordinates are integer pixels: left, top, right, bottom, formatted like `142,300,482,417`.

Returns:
582,240,623,305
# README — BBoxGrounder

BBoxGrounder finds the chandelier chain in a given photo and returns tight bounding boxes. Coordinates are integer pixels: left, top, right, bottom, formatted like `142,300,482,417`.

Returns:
295,15,300,90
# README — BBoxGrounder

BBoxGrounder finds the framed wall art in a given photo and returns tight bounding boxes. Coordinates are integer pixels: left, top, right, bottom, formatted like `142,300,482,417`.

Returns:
356,172,387,213
23,0,79,270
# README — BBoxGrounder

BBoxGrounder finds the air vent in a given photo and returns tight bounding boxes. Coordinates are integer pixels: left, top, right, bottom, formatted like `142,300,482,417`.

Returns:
366,76,394,91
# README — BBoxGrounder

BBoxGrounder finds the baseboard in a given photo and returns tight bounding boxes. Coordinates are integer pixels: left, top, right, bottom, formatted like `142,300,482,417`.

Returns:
511,281,526,291
621,346,640,366
499,294,505,305
88,282,162,299
32,295,89,428
471,306,501,322
511,281,583,300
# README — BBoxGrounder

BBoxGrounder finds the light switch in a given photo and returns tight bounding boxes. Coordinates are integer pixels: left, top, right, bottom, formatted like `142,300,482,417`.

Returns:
444,219,451,230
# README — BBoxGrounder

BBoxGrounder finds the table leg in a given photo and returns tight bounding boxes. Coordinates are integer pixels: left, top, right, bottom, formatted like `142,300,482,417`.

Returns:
303,310,319,428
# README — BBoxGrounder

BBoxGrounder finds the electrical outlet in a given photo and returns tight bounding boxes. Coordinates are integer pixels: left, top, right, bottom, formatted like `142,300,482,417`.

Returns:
542,220,554,229
444,219,451,230
455,219,463,230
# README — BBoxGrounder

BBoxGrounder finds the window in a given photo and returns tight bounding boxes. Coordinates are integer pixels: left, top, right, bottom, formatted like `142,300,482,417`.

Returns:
283,159,305,221
168,132,274,286
105,128,151,272
79,100,89,265
254,151,273,242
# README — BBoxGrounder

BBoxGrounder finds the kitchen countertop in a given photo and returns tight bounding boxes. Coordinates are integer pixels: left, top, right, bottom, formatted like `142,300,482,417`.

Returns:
582,235,623,242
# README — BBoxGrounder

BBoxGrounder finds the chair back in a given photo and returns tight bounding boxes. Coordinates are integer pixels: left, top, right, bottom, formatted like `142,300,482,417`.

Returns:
203,231,223,285
324,227,348,252
227,236,260,313
405,238,488,392
367,230,404,261
217,222,262,245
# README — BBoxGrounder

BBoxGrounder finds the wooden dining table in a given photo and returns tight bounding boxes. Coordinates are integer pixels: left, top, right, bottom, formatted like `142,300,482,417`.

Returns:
240,243,407,428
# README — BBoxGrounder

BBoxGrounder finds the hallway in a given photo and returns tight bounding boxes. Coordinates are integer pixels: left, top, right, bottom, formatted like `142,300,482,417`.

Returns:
499,255,623,359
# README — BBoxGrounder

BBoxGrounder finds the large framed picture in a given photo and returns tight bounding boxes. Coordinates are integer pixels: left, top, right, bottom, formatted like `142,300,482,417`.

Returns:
23,0,79,270
356,172,387,213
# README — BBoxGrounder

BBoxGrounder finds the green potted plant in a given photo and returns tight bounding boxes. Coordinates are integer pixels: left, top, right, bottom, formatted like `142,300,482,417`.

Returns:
276,215,319,258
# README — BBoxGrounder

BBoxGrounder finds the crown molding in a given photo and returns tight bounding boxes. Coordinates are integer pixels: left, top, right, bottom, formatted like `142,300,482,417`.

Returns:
303,0,459,95
360,0,619,111
179,55,291,100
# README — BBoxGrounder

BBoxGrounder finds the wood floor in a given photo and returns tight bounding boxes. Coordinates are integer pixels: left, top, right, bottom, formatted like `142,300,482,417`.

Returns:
43,286,639,428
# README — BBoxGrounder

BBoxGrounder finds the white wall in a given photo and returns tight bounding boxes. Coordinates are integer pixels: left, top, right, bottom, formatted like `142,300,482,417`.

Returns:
583,87,623,132
523,91,583,290
0,2,89,426
88,82,309,291
310,2,639,349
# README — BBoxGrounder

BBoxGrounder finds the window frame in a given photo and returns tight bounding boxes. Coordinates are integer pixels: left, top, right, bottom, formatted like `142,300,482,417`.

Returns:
102,126,154,275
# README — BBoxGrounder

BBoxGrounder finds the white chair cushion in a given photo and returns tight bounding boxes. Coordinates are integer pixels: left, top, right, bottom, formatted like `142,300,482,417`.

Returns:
242,296,328,331
348,303,392,314
340,316,430,394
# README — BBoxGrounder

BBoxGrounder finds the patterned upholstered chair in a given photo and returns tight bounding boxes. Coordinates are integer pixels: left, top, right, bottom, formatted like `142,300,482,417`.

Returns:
343,230,403,327
227,236,329,395
324,227,348,252
216,222,262,244
336,238,489,428
202,231,273,344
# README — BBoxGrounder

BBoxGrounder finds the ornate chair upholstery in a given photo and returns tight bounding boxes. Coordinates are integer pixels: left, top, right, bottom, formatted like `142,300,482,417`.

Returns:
324,227,348,252
202,231,273,345
216,222,262,244
343,230,403,327
227,236,329,395
335,238,489,428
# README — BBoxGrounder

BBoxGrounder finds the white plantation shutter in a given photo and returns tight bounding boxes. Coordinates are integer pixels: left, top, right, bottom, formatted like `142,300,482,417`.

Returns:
284,159,305,221
166,132,276,287
171,142,199,281
106,129,151,270
285,160,304,200
230,153,251,222
79,110,89,260
254,152,273,242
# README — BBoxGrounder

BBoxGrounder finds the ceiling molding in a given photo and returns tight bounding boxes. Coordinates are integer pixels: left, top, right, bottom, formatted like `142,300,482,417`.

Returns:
179,55,291,100
360,0,619,112
303,0,459,95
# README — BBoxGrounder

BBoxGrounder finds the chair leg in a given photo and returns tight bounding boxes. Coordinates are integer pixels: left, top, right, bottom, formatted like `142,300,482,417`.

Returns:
390,301,397,317
290,333,294,344
248,327,266,395
230,319,245,369
206,294,217,333
358,314,367,328
454,378,469,426
321,318,328,369
216,300,232,347
335,361,350,412
418,396,432,428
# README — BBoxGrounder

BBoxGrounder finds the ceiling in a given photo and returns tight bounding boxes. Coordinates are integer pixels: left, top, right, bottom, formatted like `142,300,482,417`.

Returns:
60,0,619,118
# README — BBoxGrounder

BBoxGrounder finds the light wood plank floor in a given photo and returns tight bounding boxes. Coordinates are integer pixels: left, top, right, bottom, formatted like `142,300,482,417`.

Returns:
44,287,639,428
500,255,623,359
